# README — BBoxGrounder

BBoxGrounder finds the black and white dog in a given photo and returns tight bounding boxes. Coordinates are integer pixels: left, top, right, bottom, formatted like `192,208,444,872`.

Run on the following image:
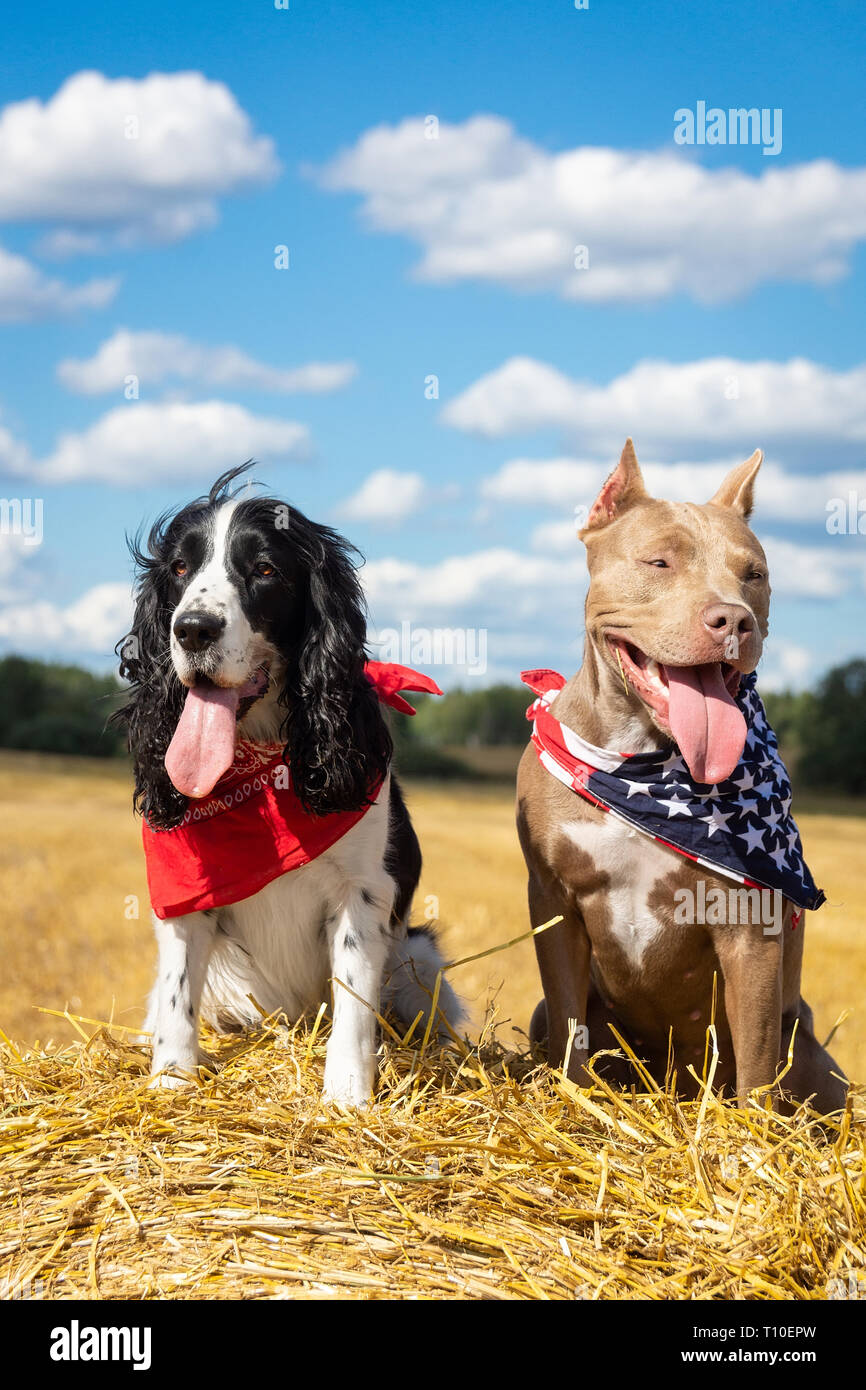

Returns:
117,465,462,1105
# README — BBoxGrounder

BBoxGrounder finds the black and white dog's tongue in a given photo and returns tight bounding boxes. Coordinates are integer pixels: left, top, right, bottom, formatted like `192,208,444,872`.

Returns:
164,667,270,799
165,684,240,799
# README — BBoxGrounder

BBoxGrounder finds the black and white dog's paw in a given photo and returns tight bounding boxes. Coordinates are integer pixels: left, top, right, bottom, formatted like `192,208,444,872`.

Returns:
322,1048,375,1109
148,1047,206,1090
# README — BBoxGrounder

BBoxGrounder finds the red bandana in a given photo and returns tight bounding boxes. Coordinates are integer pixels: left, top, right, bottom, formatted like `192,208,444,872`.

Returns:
143,661,441,920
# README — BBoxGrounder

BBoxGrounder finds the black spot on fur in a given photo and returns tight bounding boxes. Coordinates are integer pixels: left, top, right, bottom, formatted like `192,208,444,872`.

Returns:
179,965,187,988
385,776,422,928
170,994,177,1010
157,1036,164,1045
187,1005,194,1019
346,973,354,989
216,922,251,957
343,933,357,952
408,924,435,943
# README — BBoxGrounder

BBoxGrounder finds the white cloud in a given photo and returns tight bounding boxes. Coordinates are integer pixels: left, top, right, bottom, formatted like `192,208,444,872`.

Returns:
445,355,866,460
0,70,278,248
315,115,866,303
36,229,106,259
484,456,607,505
530,519,580,553
57,329,357,396
485,454,866,526
340,470,428,524
0,242,117,323
0,525,133,654
762,538,866,599
759,641,814,693
0,400,311,485
0,530,42,601
0,581,133,654
446,359,584,440
0,417,34,476
362,547,586,625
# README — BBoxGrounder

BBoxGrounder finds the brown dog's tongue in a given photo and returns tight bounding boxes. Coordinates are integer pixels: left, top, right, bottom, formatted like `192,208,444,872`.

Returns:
663,663,747,784
165,683,240,799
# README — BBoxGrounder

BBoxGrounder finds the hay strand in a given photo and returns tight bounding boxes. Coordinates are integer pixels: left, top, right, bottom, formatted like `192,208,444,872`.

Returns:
0,1007,862,1301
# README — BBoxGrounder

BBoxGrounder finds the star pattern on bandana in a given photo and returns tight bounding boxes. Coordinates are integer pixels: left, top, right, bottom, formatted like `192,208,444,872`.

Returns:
523,670,824,912
701,804,735,837
659,751,686,779
739,821,767,855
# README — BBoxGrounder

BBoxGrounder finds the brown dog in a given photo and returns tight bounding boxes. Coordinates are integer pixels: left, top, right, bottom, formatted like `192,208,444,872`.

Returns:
517,440,846,1113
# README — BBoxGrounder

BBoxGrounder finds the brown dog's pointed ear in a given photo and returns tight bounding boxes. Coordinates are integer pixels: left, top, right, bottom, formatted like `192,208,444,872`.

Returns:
579,438,648,536
708,449,763,519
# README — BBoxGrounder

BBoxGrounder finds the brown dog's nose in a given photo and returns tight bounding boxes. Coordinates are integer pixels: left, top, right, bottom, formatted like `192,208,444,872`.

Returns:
701,602,754,648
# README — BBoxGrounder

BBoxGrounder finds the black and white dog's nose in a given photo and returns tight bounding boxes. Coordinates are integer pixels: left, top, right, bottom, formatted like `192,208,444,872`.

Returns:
173,610,226,653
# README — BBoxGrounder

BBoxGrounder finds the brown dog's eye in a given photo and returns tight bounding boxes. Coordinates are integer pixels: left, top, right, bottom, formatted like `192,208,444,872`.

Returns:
172,560,188,577
644,558,669,568
746,570,765,582
256,562,276,578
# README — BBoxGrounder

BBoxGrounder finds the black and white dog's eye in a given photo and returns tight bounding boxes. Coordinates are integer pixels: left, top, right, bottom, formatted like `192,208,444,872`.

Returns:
255,561,276,578
171,560,188,577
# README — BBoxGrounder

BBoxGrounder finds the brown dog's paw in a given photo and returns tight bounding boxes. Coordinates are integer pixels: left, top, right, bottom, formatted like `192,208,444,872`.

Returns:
529,999,549,1055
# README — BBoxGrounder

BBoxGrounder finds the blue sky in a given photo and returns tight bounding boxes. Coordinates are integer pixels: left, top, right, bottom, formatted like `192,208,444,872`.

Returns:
0,0,863,688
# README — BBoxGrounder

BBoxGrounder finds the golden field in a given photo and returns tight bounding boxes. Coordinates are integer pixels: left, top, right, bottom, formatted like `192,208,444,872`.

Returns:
0,750,864,1302
0,749,863,1078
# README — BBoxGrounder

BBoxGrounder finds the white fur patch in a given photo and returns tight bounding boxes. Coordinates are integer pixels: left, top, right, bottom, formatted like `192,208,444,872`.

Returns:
559,815,674,968
147,775,462,1104
170,499,267,687
382,931,465,1039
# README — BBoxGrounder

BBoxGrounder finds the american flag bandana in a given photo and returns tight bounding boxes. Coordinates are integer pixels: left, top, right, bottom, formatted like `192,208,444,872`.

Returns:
521,668,825,914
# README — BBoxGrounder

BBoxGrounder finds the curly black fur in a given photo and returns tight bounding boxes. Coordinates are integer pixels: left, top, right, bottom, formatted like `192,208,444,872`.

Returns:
114,464,392,830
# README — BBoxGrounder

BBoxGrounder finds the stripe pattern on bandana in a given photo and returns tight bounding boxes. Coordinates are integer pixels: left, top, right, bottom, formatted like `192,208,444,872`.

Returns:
521,668,825,915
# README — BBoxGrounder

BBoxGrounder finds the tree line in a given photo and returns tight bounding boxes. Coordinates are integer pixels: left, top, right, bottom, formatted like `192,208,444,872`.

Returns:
0,655,863,794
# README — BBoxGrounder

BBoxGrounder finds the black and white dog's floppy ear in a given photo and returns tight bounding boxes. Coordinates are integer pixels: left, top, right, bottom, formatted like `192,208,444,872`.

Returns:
114,529,188,830
281,521,392,816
